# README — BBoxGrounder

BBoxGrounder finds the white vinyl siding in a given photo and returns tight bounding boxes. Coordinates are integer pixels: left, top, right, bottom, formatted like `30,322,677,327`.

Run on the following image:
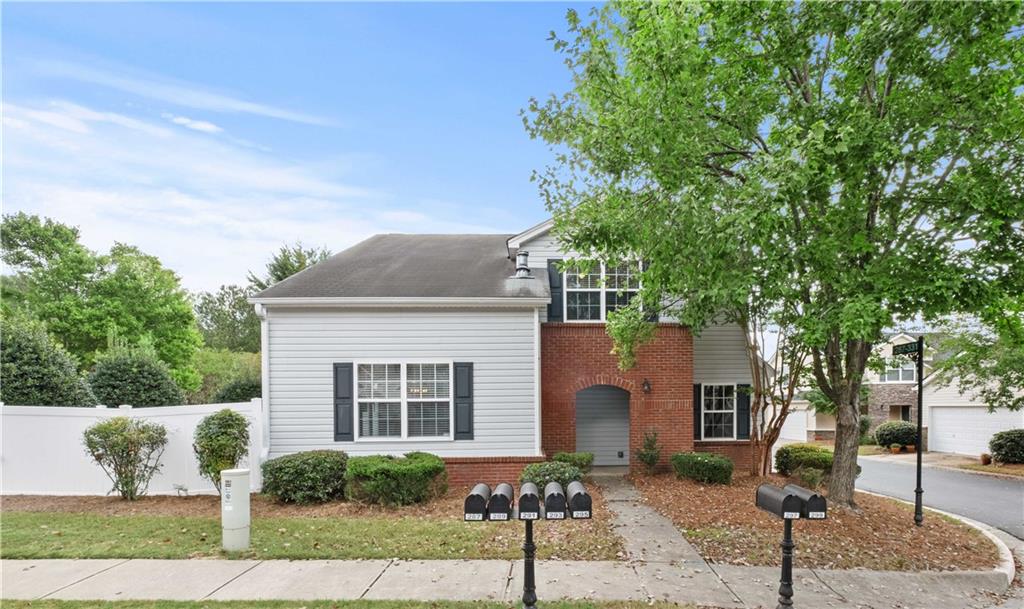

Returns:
693,323,754,385
266,307,538,458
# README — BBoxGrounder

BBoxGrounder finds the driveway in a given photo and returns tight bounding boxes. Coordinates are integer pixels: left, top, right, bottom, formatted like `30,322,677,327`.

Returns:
856,456,1024,540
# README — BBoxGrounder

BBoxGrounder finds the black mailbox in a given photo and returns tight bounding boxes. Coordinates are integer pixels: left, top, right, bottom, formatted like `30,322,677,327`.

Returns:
518,483,541,520
755,484,803,520
543,482,566,520
783,484,827,520
488,482,514,521
464,483,491,521
566,481,591,519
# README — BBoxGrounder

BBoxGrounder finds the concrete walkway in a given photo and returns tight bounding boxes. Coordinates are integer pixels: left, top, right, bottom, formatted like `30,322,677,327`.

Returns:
0,476,1013,608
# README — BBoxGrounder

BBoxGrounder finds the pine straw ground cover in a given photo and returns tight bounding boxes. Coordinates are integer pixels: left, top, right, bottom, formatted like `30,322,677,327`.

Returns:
633,473,999,572
1,485,622,561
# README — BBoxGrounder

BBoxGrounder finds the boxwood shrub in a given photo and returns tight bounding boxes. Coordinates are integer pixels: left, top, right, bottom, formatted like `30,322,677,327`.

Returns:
262,450,347,504
773,443,834,476
990,429,1024,464
519,461,583,490
670,452,733,484
345,452,448,506
552,451,594,472
874,421,918,447
89,349,183,407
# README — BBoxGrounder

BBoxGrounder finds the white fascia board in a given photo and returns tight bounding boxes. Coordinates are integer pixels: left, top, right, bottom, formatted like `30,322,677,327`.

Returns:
248,296,550,308
508,218,554,249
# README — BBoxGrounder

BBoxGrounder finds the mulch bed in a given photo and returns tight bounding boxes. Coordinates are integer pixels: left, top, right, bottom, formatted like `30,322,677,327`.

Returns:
633,473,1000,572
1,483,624,561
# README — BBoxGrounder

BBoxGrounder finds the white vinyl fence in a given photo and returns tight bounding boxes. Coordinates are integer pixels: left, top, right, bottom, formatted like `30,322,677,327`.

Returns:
0,399,264,496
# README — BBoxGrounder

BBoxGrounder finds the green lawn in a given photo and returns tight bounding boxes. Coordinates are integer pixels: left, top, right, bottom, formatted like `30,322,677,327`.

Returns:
0,512,613,560
1,602,694,609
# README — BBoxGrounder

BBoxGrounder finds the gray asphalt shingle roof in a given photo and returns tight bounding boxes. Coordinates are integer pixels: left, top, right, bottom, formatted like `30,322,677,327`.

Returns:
253,234,550,300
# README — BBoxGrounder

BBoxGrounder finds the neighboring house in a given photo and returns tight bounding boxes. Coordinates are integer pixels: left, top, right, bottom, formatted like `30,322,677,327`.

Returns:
251,219,754,484
923,371,1024,456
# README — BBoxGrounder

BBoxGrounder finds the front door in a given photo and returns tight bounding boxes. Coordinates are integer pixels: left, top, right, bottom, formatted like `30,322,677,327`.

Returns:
575,384,630,466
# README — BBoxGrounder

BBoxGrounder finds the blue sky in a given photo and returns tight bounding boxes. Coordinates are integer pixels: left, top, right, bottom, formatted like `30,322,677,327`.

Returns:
3,2,591,291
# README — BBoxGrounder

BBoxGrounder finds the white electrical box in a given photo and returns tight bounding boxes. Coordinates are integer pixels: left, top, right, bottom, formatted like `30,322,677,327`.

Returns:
221,468,251,551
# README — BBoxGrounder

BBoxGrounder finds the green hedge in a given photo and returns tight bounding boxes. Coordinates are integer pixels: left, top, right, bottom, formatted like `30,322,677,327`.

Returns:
519,461,583,489
0,315,96,406
262,450,348,504
990,429,1024,464
552,452,594,472
213,377,261,403
345,452,448,506
670,452,733,484
89,349,183,407
773,443,834,476
874,421,918,447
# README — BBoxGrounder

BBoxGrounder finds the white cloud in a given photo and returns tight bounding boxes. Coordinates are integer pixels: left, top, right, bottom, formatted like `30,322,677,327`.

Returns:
2,100,501,292
32,59,336,126
162,113,223,134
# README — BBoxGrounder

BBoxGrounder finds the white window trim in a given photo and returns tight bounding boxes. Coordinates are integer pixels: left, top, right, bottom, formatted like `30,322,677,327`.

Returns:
354,360,455,442
700,383,738,441
563,262,641,323
878,363,917,384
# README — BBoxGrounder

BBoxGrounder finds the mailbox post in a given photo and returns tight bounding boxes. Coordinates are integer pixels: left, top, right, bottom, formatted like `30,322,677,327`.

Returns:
465,480,591,609
756,483,827,609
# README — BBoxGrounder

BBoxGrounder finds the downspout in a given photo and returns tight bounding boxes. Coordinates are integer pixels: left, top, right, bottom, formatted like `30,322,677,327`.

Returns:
534,306,543,456
255,303,271,463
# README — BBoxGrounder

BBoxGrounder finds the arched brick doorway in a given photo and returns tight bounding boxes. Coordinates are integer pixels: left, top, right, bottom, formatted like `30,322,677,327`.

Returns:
575,384,630,466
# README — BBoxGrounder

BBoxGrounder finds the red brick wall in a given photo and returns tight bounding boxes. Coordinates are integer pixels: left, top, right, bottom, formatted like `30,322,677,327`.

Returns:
695,441,753,472
443,456,546,487
541,323,696,472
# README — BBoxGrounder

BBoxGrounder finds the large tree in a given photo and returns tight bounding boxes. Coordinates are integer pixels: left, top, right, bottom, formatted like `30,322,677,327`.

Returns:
194,284,261,353
527,2,1023,505
248,242,331,291
1,213,203,389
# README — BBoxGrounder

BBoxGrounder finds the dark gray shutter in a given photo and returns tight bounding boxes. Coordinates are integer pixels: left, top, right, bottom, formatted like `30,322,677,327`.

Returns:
547,259,563,322
736,384,751,440
334,363,354,441
693,383,702,440
454,362,474,440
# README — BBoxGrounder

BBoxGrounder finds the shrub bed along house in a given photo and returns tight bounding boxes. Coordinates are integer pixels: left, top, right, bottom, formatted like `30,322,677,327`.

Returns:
519,460,583,489
774,443,833,476
552,451,594,472
670,452,733,484
262,450,348,504
874,420,917,448
990,429,1024,464
345,452,447,506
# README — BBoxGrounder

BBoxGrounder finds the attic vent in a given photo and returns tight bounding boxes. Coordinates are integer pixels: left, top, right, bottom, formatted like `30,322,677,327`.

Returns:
514,251,533,279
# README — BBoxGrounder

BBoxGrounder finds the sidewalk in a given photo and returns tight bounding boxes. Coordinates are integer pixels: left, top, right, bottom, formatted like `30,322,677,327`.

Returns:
0,475,1013,609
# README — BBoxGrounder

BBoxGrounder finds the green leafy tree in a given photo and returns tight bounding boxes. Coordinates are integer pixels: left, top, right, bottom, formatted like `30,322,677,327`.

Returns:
187,348,261,404
0,314,97,406
194,285,260,352
248,242,331,291
526,2,1023,505
1,214,203,388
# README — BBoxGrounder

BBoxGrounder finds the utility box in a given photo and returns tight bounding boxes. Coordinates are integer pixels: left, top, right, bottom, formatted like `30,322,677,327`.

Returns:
544,482,566,520
221,468,251,551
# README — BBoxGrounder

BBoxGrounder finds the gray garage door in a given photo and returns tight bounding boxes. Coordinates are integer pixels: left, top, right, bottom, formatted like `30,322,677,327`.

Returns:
576,385,630,466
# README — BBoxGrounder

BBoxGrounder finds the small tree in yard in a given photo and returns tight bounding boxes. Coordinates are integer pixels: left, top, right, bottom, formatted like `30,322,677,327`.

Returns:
635,430,661,473
526,2,1023,505
83,417,168,500
194,409,251,493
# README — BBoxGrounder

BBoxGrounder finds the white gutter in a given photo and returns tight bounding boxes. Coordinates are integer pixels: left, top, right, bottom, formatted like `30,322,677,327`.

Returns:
247,296,550,307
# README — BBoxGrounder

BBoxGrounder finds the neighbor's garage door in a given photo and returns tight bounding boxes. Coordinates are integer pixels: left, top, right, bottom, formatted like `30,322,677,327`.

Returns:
929,406,1024,455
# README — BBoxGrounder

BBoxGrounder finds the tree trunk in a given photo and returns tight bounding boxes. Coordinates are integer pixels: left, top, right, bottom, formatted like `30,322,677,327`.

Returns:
828,387,862,506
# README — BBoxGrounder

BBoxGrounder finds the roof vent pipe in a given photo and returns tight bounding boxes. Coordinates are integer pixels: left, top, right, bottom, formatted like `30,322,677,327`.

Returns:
514,251,532,278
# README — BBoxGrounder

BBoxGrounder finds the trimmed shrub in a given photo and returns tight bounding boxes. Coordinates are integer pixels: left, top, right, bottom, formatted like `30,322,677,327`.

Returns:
670,452,733,484
0,315,96,406
519,461,583,490
262,450,348,504
792,466,827,489
83,417,168,500
345,452,447,506
194,409,251,493
213,377,261,403
774,443,834,476
635,431,661,473
552,451,594,472
89,349,183,407
874,421,918,448
990,429,1024,464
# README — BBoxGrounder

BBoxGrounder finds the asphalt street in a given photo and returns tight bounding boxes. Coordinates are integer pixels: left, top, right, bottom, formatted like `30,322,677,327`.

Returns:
856,456,1024,539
